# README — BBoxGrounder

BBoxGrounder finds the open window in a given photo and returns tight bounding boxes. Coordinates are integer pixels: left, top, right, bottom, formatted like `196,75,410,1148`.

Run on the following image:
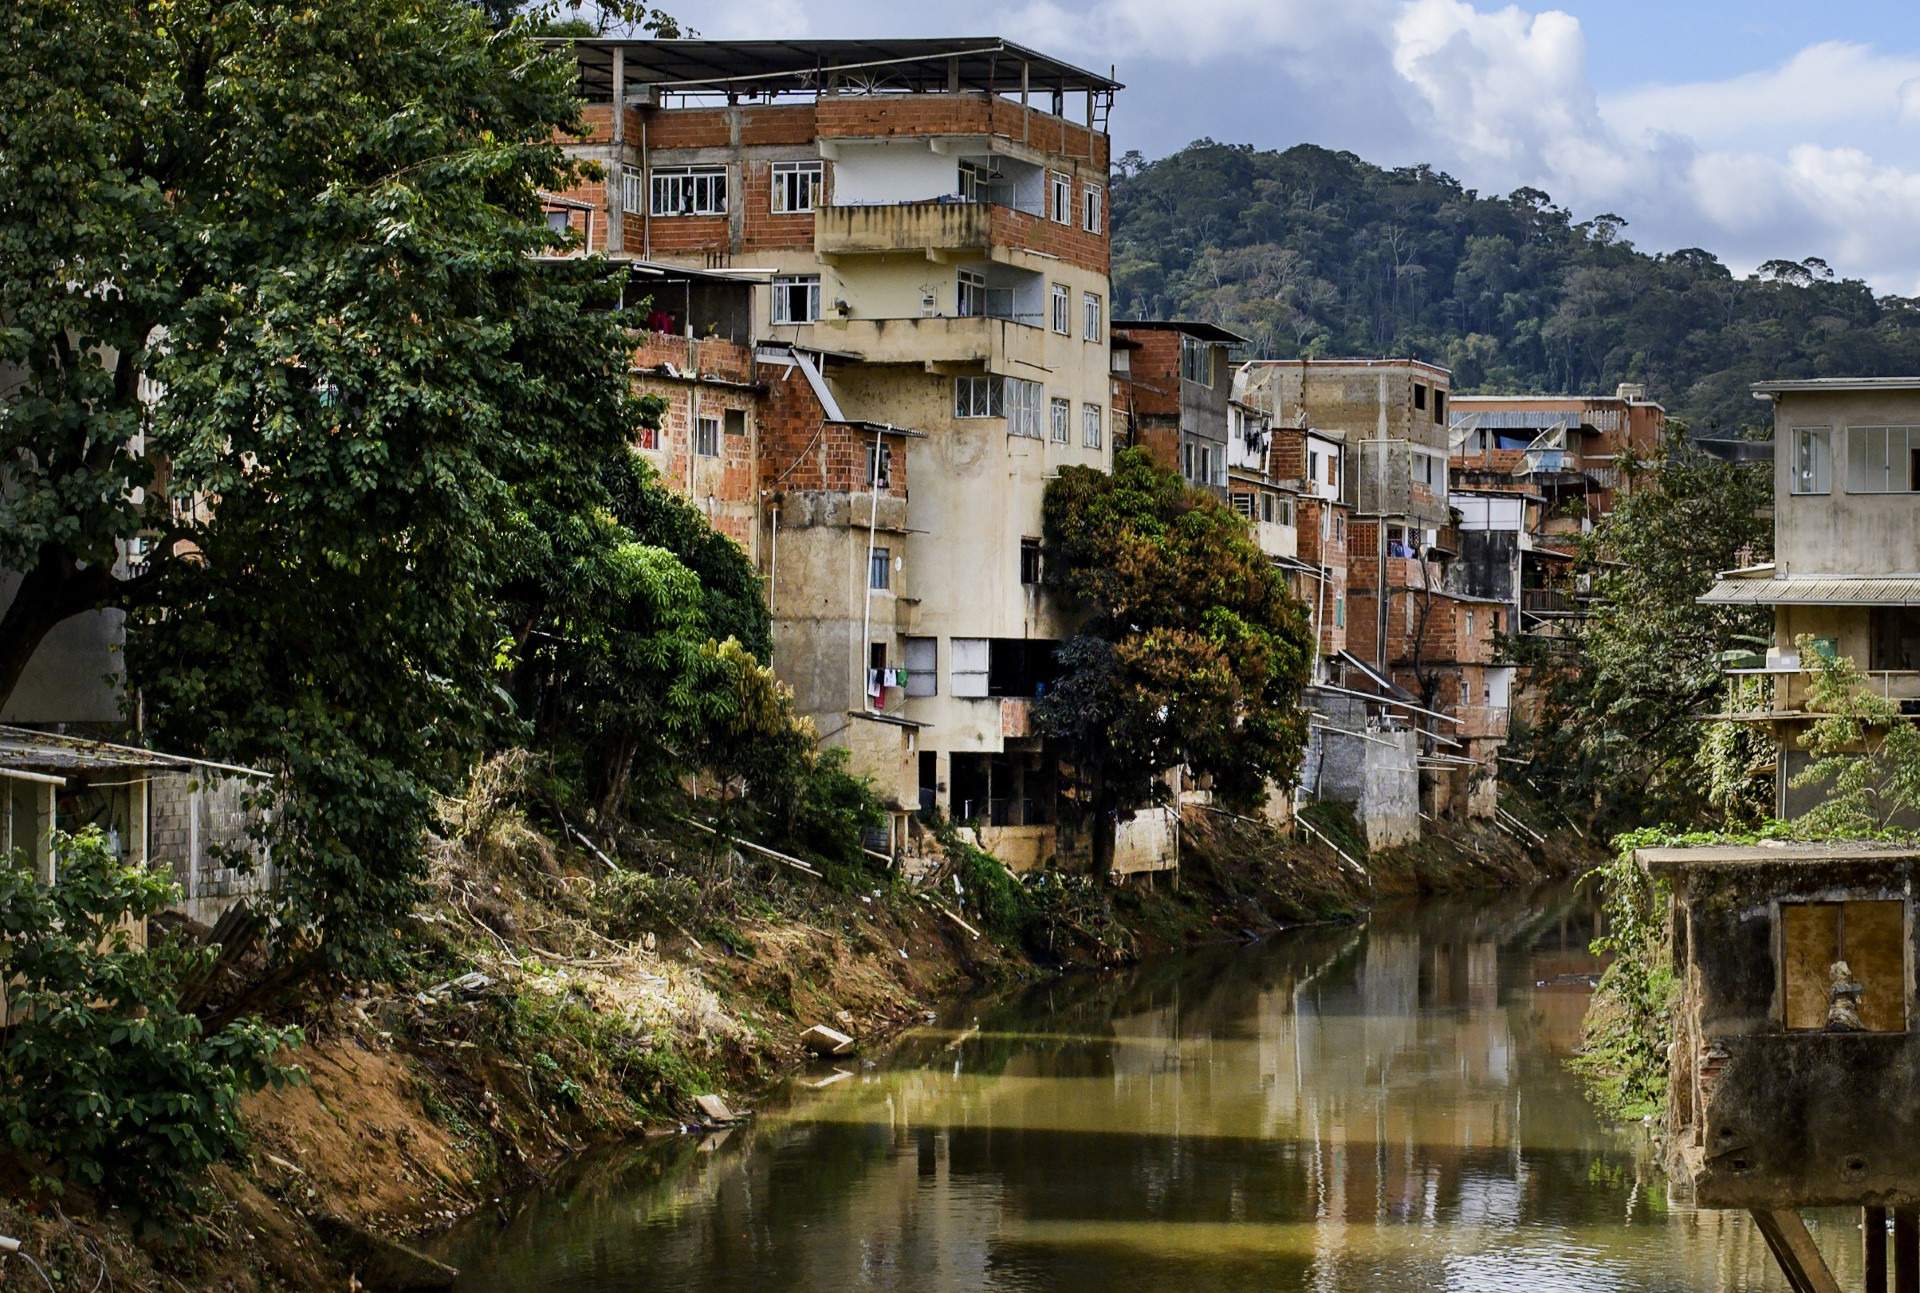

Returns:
1780,900,1907,1032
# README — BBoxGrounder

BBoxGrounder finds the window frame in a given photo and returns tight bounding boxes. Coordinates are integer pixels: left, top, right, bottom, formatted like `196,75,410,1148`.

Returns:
867,441,892,488
951,637,990,698
869,545,892,592
1083,185,1103,234
650,165,729,217
1082,402,1103,449
770,160,823,214
1049,397,1070,445
957,268,986,319
1050,283,1070,335
954,374,1003,419
1180,335,1212,386
694,414,721,458
1791,426,1832,495
1082,291,1102,342
1007,378,1044,439
1019,537,1043,586
1847,425,1918,494
1049,171,1071,224
621,165,645,215
770,274,821,325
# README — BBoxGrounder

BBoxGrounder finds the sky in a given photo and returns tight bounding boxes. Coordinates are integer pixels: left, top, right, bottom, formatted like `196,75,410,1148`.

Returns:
685,0,1920,293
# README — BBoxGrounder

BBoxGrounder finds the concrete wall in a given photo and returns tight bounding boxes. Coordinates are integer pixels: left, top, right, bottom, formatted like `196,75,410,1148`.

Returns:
1770,388,1920,576
1112,805,1179,876
1302,693,1420,849
149,773,276,924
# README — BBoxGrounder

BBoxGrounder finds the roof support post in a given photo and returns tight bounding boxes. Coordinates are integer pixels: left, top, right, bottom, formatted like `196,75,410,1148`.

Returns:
607,46,626,253
1020,61,1029,144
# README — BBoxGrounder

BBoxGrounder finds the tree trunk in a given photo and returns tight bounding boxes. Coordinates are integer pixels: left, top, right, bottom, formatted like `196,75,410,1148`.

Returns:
1089,781,1118,883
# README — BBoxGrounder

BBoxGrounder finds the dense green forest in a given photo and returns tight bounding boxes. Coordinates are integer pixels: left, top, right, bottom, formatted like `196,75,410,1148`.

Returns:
1109,141,1920,433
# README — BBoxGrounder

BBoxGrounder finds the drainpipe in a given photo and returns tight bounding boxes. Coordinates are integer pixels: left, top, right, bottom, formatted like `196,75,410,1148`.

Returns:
1313,502,1329,683
859,428,883,714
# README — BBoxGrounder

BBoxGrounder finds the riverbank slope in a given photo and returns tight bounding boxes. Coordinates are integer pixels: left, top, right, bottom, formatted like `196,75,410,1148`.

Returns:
0,785,1597,1291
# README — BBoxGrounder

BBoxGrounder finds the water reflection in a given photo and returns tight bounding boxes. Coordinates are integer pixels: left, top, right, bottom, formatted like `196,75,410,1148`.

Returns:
437,883,1860,1292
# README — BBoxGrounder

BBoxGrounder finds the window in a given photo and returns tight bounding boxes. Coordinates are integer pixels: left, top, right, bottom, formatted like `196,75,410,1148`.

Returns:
1781,900,1906,1032
1082,292,1102,342
1051,283,1070,335
1183,443,1195,481
957,160,985,204
1260,494,1275,523
1870,606,1920,670
1327,451,1340,489
621,165,644,215
1412,448,1445,490
725,408,746,436
1792,427,1832,494
1465,610,1475,639
1334,596,1346,628
1181,335,1212,386
1308,448,1321,486
957,268,986,318
694,415,720,458
1020,537,1042,585
1050,397,1070,444
1231,493,1255,519
545,209,573,235
1049,171,1071,224
951,637,989,698
635,422,658,452
1083,185,1103,233
1335,515,1345,541
771,160,823,213
869,545,891,591
955,375,1003,418
1413,383,1428,411
1434,390,1447,424
1847,425,1920,493
650,165,727,216
1082,403,1103,449
771,275,820,324
1008,379,1044,439
904,637,937,697
867,441,892,488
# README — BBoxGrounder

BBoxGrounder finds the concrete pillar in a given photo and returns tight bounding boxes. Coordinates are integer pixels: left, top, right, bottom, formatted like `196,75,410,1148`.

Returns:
606,47,626,253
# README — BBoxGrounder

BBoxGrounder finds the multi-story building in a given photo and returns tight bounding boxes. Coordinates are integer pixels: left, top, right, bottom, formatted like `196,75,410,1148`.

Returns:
1448,385,1666,637
1703,377,1920,819
552,38,1134,869
1110,320,1246,495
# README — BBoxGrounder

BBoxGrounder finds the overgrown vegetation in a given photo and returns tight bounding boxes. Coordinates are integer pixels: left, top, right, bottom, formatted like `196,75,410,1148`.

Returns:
1505,433,1772,831
1572,831,1677,1121
0,831,302,1227
1112,141,1920,433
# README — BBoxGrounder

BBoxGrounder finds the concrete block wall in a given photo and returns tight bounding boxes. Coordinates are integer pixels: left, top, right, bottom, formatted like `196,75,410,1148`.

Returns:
1303,693,1420,849
149,774,275,924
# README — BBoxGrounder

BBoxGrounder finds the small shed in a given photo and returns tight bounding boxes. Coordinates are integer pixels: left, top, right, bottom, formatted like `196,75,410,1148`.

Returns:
1645,840,1920,1292
0,728,199,885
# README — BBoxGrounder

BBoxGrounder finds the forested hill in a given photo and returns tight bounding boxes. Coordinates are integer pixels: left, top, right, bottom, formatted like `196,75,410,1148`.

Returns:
1109,141,1920,433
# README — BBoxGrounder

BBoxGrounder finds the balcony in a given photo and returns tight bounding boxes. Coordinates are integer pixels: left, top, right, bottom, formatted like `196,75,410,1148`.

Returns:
816,200,991,258
792,313,1048,370
1252,520,1298,561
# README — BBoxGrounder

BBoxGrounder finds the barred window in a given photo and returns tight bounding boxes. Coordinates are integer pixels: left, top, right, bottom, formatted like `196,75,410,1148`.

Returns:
771,161,822,213
651,166,728,216
1050,398,1070,444
955,375,1002,419
1082,403,1103,449
694,415,720,458
1008,379,1044,439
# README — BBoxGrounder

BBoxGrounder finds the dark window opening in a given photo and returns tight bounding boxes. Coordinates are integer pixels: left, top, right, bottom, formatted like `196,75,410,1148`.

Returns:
918,751,937,814
988,638,1058,698
948,751,1056,827
1413,383,1427,411
1434,390,1447,424
1019,537,1043,585
1871,607,1920,671
724,407,747,436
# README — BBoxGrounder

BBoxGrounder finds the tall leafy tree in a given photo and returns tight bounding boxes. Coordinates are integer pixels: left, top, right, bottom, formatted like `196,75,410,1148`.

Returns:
1041,449,1313,876
1509,432,1772,828
0,0,642,977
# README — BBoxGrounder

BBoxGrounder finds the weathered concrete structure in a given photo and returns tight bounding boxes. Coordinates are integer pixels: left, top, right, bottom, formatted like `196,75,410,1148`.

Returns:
552,38,1147,870
1647,840,1920,1291
1702,377,1920,821
1111,320,1246,498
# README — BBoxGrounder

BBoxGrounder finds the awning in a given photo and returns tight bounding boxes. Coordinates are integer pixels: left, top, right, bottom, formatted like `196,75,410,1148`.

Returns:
1699,577,1920,607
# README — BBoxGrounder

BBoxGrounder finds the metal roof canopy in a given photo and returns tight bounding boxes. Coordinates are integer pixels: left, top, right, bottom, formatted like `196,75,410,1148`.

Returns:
0,726,268,779
1113,319,1253,346
555,38,1123,99
1752,377,1920,397
1699,576,1920,607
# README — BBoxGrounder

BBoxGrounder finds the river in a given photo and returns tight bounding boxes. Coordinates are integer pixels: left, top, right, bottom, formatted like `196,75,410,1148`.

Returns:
434,881,1865,1291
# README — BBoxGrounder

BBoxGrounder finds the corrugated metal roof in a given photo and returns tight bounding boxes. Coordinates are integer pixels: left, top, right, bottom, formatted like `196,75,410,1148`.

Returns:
1699,576,1920,606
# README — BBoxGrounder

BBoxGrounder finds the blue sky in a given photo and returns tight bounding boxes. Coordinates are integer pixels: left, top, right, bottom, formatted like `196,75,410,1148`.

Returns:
689,0,1920,292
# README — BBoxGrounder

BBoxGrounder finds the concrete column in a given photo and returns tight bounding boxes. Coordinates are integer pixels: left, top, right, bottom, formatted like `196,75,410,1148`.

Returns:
606,47,626,253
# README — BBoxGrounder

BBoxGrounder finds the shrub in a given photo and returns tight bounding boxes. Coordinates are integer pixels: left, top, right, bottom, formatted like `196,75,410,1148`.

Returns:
0,830,302,1226
1571,829,1676,1120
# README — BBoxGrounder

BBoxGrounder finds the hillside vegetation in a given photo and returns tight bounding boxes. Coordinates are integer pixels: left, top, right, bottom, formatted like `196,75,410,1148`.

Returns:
1110,141,1920,432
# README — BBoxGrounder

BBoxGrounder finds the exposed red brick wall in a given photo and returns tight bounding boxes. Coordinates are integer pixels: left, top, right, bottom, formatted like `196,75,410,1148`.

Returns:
633,371,759,550
633,331,754,384
1117,330,1182,418
1134,422,1179,474
758,366,909,500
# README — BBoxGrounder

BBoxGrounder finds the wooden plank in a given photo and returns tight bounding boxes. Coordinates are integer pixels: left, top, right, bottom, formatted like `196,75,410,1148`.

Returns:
1895,1207,1918,1293
1866,1206,1888,1293
1752,1209,1843,1293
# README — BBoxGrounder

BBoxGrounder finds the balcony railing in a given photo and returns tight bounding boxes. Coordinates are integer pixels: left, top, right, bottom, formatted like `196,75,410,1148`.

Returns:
816,200,991,256
1521,588,1580,614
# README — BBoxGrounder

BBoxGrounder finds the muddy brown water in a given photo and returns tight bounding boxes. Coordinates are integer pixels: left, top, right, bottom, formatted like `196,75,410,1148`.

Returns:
433,881,1864,1291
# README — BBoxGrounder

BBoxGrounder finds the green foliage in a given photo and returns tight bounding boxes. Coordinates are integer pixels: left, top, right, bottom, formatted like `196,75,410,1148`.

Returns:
0,0,648,979
0,832,302,1225
1572,829,1676,1121
1696,675,1776,828
1041,448,1313,872
1792,638,1920,834
933,817,1036,940
1112,142,1920,433
1507,432,1772,829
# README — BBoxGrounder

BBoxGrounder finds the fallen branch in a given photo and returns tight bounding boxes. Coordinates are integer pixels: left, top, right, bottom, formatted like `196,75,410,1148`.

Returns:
679,816,822,878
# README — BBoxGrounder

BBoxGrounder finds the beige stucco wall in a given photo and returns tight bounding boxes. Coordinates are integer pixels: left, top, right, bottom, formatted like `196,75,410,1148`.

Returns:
1772,389,1920,576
